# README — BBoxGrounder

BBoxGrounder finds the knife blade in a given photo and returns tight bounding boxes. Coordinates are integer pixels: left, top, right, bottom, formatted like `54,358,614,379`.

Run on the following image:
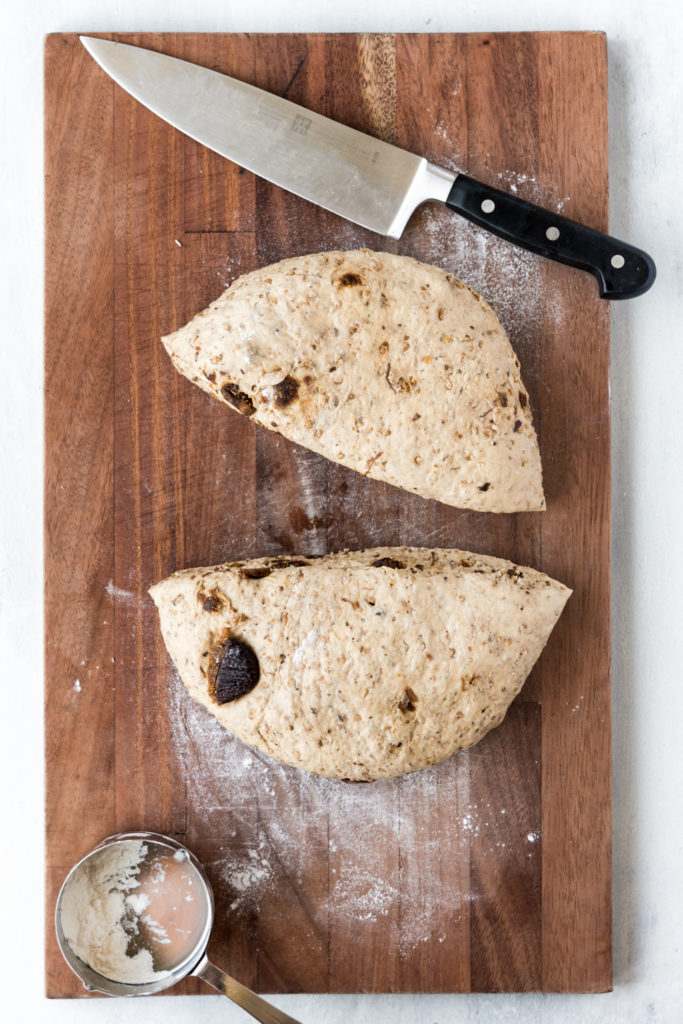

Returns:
81,36,655,299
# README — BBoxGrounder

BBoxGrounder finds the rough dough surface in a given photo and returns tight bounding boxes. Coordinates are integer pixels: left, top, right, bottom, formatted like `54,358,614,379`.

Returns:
150,548,570,781
161,250,545,512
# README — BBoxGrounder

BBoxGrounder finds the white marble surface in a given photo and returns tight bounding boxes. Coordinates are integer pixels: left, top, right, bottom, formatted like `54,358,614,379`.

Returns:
1,0,681,1021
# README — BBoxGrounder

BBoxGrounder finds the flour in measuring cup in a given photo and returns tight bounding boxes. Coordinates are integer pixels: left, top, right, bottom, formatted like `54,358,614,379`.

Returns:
59,840,172,984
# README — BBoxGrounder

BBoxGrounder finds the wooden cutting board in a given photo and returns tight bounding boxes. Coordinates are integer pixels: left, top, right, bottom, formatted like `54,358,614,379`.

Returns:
44,32,611,995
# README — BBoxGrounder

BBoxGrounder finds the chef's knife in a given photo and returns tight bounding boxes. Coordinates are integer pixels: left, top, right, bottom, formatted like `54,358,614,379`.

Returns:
81,36,655,300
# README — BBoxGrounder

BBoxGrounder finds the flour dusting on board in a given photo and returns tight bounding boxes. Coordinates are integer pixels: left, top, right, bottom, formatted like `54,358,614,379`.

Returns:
105,580,135,604
398,167,573,345
168,674,540,954
406,209,568,339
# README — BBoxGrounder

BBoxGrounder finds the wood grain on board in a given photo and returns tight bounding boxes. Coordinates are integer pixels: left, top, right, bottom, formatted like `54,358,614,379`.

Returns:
45,32,611,996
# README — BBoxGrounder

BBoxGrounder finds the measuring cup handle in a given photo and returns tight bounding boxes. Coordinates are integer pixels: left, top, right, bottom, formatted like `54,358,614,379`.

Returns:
194,956,303,1024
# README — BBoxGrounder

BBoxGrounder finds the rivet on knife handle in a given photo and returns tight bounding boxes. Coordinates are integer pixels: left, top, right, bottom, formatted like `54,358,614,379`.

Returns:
446,174,656,299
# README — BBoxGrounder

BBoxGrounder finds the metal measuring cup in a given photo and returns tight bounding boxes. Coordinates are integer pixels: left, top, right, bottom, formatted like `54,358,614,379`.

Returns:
55,831,302,1024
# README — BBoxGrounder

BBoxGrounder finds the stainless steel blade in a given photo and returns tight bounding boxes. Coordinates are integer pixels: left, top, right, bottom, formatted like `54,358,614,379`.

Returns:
80,37,455,238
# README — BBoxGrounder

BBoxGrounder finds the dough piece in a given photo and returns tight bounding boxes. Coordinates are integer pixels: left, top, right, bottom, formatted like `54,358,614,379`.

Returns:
150,548,569,781
161,251,544,512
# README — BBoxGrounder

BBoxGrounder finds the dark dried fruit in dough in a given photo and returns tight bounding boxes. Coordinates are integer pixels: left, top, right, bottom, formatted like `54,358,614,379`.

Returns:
372,557,405,569
212,638,260,704
398,687,419,713
240,567,272,580
272,376,299,407
221,382,255,417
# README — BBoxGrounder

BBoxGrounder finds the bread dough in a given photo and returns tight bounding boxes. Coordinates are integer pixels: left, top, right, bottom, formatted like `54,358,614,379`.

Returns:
161,250,545,512
150,547,569,781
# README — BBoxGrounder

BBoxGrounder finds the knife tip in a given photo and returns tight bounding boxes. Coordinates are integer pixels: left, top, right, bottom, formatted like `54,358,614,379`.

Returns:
79,35,115,54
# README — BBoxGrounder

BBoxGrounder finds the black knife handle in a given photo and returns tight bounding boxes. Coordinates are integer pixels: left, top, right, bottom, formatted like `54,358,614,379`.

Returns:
445,174,656,300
